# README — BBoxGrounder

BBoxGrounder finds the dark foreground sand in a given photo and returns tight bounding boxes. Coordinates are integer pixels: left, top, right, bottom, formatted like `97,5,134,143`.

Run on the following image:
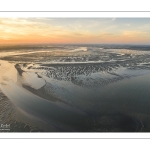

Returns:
0,90,32,132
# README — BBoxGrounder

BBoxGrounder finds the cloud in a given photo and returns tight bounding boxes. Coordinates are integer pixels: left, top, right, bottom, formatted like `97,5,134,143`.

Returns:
122,31,148,37
111,18,116,21
125,24,131,27
138,23,150,30
0,18,71,40
0,18,150,44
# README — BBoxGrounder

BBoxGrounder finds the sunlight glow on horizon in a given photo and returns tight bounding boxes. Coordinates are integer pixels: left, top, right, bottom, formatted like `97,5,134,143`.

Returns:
0,18,150,45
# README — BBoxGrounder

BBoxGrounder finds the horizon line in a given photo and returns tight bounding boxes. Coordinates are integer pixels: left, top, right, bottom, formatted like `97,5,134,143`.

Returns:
0,43,150,46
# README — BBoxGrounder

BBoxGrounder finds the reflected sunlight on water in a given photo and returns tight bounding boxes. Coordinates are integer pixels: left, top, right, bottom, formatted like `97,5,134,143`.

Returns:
1,46,150,132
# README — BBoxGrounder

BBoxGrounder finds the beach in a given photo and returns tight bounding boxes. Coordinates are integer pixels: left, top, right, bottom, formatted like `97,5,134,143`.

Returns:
1,45,150,132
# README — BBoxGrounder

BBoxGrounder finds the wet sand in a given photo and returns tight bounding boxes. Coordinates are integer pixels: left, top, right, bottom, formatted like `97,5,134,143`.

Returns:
1,45,150,132
0,89,43,132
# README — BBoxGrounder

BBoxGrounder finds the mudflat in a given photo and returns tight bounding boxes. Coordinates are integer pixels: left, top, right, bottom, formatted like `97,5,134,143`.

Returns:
1,44,150,132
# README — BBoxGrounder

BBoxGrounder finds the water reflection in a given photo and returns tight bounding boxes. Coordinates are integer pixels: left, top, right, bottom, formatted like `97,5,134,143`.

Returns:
1,47,150,132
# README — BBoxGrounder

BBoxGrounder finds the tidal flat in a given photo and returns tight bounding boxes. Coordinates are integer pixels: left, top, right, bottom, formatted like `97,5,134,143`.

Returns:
1,44,150,132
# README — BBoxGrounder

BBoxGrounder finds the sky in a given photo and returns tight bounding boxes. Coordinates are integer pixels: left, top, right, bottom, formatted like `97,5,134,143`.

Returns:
0,18,150,45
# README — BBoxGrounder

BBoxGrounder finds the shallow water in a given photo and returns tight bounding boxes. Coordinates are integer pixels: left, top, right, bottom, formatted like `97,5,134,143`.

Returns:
1,46,150,132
